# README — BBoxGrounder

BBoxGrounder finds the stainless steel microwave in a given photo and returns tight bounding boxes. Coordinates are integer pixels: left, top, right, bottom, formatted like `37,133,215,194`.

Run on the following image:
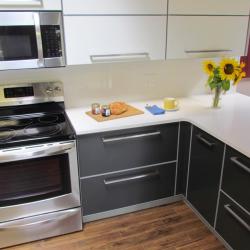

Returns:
0,12,65,70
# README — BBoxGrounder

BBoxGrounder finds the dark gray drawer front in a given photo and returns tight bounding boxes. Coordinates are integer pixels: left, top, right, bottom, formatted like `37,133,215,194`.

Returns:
216,192,250,250
187,126,224,226
81,162,176,215
78,123,178,177
222,146,250,212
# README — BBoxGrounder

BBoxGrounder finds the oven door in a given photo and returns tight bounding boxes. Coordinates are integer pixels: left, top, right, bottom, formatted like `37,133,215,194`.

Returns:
0,12,44,70
0,141,80,222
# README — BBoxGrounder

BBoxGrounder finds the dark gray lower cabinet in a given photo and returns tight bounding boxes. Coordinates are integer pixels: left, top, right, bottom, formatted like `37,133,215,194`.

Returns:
216,192,250,250
78,122,250,250
77,121,248,249
222,146,250,212
77,123,178,177
187,126,224,226
81,162,176,215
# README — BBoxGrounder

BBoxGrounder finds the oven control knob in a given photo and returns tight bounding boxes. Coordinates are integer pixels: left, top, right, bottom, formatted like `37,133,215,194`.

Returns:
54,86,62,92
46,87,54,95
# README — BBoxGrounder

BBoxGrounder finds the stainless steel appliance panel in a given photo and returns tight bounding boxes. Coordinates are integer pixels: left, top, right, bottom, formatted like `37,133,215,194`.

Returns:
0,208,82,249
0,141,80,222
0,12,35,26
0,11,65,70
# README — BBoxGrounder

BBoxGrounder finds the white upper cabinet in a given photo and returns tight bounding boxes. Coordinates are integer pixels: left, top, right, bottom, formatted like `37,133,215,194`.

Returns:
169,0,250,15
64,16,167,65
63,0,167,15
167,16,249,59
0,0,61,10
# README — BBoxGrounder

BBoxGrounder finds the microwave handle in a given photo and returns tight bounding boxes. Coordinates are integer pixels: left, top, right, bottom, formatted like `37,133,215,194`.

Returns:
33,12,44,67
0,0,43,6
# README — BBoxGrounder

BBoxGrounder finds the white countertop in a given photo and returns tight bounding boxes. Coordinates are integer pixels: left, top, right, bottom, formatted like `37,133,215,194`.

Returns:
66,93,250,158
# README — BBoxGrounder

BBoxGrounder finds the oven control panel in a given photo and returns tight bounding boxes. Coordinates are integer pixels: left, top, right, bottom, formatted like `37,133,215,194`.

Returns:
0,82,64,106
4,86,34,99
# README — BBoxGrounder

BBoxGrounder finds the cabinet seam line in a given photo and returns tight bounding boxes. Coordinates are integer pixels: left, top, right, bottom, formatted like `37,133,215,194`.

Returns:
185,124,193,197
220,189,250,216
81,160,177,180
174,122,180,195
165,0,169,59
214,144,226,228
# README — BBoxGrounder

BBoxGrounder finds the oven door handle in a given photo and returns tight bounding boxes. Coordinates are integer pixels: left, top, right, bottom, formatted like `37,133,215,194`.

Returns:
0,141,75,163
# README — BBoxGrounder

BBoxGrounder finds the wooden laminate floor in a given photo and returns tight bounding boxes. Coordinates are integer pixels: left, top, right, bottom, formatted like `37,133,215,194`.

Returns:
9,201,225,250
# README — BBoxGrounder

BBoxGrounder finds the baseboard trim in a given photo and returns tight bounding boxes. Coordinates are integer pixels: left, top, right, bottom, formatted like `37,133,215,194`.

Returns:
83,194,183,222
184,199,233,250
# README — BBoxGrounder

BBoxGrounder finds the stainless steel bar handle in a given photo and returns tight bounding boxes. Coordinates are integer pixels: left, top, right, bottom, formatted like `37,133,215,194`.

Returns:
185,49,232,54
0,141,75,163
104,170,159,185
0,0,43,6
196,134,215,148
230,157,250,175
102,131,161,143
33,12,44,67
0,208,77,231
224,204,250,232
90,52,150,63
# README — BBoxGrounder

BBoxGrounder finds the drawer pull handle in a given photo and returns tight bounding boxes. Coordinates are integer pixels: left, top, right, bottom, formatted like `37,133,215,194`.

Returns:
102,131,161,143
196,134,215,148
230,157,250,175
104,170,159,185
90,53,150,63
224,204,250,232
185,49,232,54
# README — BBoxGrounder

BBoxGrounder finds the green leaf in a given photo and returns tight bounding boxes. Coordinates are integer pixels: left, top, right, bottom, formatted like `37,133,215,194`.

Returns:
222,80,230,91
209,81,217,90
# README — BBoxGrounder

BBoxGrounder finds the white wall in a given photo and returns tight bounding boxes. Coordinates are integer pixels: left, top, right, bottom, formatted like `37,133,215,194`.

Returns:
237,78,250,96
0,59,213,108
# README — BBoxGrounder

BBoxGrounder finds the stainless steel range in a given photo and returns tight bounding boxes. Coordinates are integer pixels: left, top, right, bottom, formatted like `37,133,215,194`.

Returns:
0,82,82,248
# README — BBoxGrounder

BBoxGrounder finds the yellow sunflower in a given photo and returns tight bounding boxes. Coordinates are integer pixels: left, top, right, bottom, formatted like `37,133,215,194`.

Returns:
234,71,246,85
203,60,216,75
219,58,239,81
240,61,246,69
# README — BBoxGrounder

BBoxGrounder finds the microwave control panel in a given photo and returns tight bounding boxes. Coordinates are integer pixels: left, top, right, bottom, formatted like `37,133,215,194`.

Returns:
41,25,62,58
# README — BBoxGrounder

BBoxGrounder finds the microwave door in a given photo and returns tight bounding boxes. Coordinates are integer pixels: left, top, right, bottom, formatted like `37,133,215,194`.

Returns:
0,12,44,70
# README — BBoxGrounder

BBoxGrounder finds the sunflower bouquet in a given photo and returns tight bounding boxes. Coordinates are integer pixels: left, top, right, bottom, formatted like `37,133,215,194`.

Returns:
203,58,246,108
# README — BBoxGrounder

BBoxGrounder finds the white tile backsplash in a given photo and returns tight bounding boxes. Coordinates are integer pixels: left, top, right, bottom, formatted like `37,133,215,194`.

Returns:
0,59,227,108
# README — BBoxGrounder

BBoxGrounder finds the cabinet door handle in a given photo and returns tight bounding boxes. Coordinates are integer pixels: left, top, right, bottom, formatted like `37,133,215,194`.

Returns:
104,170,159,186
224,204,250,232
0,0,43,6
90,53,150,63
185,49,232,54
196,134,215,148
230,157,250,175
102,131,161,143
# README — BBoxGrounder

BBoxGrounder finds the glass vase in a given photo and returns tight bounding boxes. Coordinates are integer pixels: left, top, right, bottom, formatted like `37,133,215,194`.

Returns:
212,86,222,108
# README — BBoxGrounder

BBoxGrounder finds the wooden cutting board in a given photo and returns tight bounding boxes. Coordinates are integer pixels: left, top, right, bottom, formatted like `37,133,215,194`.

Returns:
86,104,144,122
